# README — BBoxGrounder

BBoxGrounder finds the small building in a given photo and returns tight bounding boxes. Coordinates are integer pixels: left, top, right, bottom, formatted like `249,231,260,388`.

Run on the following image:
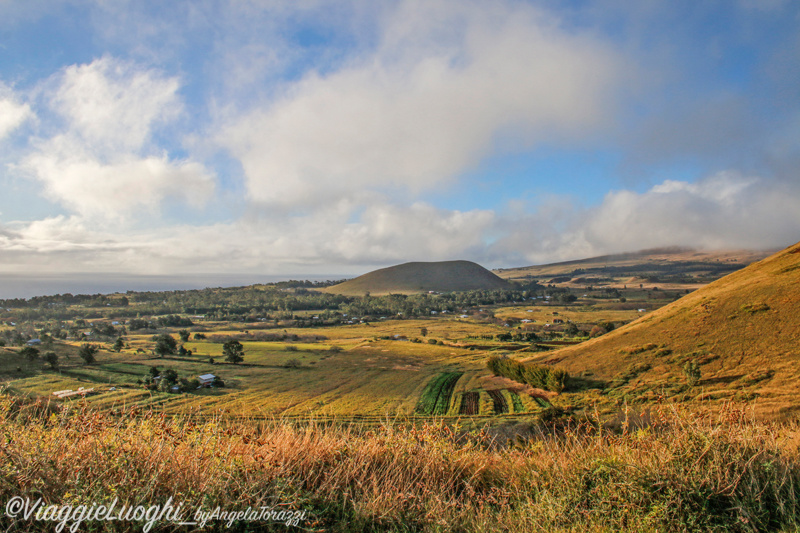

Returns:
26,339,42,346
198,374,216,387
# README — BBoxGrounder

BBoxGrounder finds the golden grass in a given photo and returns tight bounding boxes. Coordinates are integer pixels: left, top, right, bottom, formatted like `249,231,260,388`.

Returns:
2,396,800,532
527,242,800,419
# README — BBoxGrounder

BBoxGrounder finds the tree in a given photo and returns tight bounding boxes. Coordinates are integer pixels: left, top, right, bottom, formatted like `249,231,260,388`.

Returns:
420,327,428,337
112,337,125,352
154,334,177,357
162,368,179,384
42,352,59,370
20,346,40,361
222,339,244,364
178,329,190,342
78,344,99,365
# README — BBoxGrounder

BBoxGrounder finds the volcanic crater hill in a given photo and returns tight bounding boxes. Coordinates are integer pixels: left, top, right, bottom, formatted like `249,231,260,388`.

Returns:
322,260,511,296
526,242,800,419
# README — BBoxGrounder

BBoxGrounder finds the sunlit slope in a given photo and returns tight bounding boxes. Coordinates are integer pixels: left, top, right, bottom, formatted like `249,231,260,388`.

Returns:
324,260,510,296
528,242,800,417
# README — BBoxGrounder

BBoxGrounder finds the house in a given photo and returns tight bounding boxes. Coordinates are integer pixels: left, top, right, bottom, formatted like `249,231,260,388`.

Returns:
198,374,217,387
26,339,42,346
638,308,647,313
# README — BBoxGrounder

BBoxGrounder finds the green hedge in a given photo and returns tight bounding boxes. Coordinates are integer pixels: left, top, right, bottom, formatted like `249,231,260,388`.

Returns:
486,355,569,392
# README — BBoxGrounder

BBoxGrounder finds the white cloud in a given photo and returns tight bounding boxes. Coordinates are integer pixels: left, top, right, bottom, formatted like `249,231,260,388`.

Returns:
21,56,214,220
23,138,214,219
0,84,33,140
51,56,181,152
219,0,625,208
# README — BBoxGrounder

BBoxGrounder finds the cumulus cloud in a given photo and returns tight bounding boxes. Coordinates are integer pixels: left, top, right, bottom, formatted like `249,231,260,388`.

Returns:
50,56,181,152
219,0,625,208
0,85,33,140
21,56,214,220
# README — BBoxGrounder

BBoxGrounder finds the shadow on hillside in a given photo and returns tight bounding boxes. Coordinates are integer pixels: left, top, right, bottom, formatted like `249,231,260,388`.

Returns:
700,374,744,386
568,376,608,391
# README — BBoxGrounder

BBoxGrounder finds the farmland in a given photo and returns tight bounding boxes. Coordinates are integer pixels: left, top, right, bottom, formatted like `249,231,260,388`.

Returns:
0,278,690,424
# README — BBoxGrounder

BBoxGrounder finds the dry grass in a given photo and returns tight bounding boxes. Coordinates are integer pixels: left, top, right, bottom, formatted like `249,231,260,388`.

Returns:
526,242,800,419
2,395,800,532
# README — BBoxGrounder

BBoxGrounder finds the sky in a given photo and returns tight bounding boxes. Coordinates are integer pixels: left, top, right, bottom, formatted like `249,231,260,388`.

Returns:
0,0,799,297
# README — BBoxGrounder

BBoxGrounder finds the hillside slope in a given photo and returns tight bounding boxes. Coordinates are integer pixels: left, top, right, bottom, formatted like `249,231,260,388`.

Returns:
324,260,510,296
527,242,800,419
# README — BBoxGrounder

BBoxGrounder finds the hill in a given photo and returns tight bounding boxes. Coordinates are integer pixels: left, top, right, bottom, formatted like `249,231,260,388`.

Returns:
526,242,800,419
495,247,774,289
323,260,511,296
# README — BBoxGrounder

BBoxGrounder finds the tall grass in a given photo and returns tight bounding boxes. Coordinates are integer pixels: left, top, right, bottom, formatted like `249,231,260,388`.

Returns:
1,397,800,532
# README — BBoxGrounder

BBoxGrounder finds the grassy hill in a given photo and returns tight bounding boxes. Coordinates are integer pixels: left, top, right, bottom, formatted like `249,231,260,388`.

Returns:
526,242,800,419
323,260,511,296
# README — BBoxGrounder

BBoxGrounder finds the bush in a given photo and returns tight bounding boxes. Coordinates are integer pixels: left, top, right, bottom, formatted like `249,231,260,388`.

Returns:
486,355,570,392
683,361,701,386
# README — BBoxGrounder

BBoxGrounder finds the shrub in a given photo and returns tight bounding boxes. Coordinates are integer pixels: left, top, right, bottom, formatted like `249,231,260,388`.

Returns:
486,355,570,392
683,361,701,386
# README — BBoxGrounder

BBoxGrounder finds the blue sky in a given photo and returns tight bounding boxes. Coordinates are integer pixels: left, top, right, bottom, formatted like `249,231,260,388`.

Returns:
0,0,799,297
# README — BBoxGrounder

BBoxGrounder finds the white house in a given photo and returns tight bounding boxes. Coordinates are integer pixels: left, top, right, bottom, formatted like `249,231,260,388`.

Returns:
198,374,216,387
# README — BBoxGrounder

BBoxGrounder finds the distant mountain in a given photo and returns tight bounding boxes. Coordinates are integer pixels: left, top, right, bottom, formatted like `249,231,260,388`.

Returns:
526,242,800,419
323,260,511,296
494,247,774,288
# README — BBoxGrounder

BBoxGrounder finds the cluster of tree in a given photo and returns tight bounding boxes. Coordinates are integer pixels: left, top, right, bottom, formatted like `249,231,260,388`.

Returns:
19,346,60,369
486,355,570,392
494,332,540,343
589,322,616,338
0,293,129,309
140,367,223,393
129,315,193,331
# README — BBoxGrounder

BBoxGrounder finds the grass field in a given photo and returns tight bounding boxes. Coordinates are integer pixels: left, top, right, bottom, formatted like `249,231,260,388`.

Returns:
0,316,551,421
